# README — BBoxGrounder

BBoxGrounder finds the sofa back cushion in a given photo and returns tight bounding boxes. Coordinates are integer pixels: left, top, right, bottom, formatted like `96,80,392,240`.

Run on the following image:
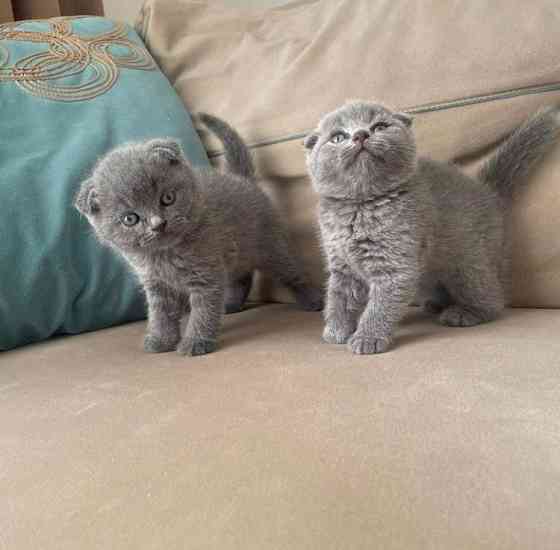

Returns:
138,0,560,307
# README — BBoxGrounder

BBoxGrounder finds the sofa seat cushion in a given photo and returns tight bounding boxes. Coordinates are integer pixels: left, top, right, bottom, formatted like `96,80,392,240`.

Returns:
3,305,560,549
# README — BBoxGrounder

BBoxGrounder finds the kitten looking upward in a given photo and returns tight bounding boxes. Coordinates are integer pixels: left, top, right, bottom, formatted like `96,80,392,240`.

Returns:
305,101,560,355
75,114,322,357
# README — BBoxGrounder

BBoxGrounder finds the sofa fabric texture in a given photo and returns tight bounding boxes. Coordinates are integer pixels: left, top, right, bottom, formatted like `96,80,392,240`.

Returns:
138,0,560,308
4,305,560,550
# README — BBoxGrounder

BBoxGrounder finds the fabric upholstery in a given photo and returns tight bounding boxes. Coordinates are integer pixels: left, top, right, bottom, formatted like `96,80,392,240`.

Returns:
3,305,560,549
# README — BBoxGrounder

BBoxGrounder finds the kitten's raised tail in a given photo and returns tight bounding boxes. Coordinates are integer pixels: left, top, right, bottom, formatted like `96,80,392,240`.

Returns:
479,106,560,199
198,113,256,181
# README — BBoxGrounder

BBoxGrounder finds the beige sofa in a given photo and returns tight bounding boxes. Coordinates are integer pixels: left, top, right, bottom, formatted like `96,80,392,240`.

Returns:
4,1,560,549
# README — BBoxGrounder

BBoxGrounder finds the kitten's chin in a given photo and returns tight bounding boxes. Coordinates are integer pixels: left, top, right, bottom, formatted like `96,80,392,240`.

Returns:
140,235,178,252
343,149,382,171
138,238,175,253
113,234,177,255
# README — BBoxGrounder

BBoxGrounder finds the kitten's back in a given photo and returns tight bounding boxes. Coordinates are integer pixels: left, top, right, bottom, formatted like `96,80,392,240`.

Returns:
417,157,505,268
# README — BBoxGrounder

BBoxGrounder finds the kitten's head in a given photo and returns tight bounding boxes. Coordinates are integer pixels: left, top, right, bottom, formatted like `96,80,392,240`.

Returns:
75,139,198,254
304,101,417,199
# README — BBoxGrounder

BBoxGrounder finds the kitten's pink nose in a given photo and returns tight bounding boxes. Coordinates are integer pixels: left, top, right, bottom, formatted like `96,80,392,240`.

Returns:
150,216,167,232
352,130,370,144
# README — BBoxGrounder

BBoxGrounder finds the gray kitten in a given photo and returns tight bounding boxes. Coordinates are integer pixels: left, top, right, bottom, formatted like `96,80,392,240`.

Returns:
305,101,560,355
75,114,322,356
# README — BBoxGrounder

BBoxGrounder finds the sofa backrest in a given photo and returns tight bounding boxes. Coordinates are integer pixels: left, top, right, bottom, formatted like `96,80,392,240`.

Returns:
138,0,560,307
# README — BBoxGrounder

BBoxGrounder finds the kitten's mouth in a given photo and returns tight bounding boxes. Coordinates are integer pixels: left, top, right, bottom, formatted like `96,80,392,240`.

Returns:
141,232,169,248
348,147,384,165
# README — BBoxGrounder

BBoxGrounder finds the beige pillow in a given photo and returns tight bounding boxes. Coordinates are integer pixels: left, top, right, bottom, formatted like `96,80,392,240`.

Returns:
138,0,560,307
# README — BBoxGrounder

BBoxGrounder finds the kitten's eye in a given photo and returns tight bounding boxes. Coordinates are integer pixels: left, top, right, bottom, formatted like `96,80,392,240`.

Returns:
371,122,390,133
330,133,347,144
121,212,140,227
161,190,176,206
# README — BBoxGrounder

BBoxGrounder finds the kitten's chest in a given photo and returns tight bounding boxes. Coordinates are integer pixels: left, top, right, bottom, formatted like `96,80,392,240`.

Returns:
323,200,391,243
321,196,414,267
128,249,208,288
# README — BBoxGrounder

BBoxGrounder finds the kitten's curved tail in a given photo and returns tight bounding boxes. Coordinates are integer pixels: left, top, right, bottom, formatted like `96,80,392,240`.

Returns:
198,113,256,181
478,106,560,199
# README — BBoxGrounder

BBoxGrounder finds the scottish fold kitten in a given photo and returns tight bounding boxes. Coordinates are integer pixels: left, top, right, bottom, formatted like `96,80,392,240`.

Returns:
75,114,322,356
305,101,559,354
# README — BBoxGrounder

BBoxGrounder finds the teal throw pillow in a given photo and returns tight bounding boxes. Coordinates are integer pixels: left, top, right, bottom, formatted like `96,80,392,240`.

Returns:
0,16,209,350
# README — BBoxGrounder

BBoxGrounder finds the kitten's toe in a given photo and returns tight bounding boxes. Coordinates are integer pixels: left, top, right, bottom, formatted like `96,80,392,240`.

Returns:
439,306,483,327
295,287,324,312
347,333,392,355
144,334,179,353
177,337,218,357
322,323,354,344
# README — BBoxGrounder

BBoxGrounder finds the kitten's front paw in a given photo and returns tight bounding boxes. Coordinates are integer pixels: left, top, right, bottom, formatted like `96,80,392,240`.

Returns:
347,333,392,355
322,323,354,344
295,287,324,312
177,337,218,357
144,334,179,353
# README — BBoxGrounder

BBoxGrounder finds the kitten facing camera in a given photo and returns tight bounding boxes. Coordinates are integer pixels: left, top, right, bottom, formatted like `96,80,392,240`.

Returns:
75,115,322,357
305,101,560,355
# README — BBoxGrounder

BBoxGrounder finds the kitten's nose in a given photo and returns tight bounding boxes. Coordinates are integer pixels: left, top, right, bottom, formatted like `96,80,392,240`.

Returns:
150,216,167,232
352,130,370,144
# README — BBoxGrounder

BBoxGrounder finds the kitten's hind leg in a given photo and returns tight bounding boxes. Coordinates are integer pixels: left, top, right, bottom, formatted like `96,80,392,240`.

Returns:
423,282,453,315
439,265,504,327
259,223,323,312
225,272,253,314
416,273,453,315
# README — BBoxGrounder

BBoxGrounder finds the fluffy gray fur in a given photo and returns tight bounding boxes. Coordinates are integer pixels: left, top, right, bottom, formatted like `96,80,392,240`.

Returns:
75,114,322,356
305,101,560,354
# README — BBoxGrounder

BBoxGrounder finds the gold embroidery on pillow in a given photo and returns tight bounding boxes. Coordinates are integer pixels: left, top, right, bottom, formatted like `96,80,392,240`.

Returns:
0,17,155,102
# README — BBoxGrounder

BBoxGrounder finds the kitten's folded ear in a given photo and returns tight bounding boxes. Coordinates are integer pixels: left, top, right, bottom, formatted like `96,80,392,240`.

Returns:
394,112,413,127
74,179,100,216
146,139,185,164
303,132,319,151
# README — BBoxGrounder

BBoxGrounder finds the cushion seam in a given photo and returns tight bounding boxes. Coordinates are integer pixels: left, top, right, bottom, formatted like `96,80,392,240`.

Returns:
206,81,560,158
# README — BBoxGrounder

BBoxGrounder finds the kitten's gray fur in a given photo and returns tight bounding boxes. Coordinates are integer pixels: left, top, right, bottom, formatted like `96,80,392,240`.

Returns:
305,101,560,355
75,114,322,356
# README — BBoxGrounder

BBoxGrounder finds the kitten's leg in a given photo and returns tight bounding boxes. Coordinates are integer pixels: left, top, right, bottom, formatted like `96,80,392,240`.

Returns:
143,281,188,353
415,273,452,315
439,266,504,327
177,281,225,356
224,272,253,314
423,282,453,315
259,222,323,312
323,270,368,344
348,276,416,355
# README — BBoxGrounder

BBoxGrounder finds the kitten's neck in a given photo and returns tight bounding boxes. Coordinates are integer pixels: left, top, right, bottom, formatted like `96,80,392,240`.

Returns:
320,187,409,207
